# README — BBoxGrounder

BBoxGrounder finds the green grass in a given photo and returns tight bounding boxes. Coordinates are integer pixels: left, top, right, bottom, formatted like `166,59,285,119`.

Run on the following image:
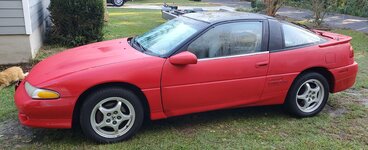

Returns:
128,0,215,6
104,9,165,40
0,86,16,122
15,109,368,149
0,8,367,149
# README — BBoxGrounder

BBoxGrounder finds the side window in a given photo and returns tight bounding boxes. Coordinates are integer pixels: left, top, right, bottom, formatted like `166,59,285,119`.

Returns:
282,23,322,48
188,22,263,59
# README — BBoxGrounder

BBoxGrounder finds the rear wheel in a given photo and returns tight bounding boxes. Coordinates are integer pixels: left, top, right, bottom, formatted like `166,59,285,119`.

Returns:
80,87,143,143
112,0,125,7
285,72,329,117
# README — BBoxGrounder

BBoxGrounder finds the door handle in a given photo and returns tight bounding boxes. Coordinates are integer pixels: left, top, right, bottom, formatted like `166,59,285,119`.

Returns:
255,61,269,68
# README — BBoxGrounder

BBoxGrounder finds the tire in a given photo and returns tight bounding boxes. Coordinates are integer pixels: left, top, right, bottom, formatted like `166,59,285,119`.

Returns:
112,0,125,7
80,87,144,143
284,72,329,117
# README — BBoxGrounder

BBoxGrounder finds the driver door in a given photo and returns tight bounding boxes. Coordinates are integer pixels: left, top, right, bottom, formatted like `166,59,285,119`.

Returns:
161,21,270,116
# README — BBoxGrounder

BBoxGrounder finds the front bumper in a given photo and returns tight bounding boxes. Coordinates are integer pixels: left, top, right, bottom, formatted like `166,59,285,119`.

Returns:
14,80,75,128
330,62,359,93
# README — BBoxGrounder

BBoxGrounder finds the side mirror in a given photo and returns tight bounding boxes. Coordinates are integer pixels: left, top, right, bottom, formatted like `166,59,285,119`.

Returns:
169,51,198,65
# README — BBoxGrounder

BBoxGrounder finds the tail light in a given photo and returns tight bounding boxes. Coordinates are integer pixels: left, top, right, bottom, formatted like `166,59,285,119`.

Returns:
349,46,354,58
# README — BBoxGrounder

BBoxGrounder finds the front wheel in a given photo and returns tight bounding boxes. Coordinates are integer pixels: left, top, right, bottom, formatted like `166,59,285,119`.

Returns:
112,0,125,7
285,72,329,117
80,88,144,143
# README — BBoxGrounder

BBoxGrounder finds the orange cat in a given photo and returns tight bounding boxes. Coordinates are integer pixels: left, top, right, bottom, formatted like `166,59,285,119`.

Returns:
0,67,27,89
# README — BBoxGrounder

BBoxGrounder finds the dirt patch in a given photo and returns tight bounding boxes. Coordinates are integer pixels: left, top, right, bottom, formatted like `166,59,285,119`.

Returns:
345,88,363,96
0,119,36,149
344,88,368,107
175,124,198,138
0,119,72,149
0,119,80,149
355,98,368,108
325,105,347,117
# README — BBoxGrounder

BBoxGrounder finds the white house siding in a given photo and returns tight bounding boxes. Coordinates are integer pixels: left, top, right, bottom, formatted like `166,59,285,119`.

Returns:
0,0,26,34
28,0,50,57
0,0,50,64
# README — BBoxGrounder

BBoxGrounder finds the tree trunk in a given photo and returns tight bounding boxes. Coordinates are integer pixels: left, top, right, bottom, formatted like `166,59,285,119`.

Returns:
103,0,109,22
311,0,329,26
264,0,283,16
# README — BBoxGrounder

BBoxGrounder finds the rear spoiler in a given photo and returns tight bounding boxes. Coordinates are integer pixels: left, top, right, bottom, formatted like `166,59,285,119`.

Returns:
313,30,352,48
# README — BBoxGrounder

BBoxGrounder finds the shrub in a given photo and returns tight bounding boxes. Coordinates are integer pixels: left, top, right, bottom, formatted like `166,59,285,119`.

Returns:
250,0,257,8
340,0,368,17
309,0,333,26
48,0,105,47
250,0,266,12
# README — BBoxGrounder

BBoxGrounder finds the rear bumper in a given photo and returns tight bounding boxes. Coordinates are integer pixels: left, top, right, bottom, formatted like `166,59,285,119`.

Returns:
14,81,75,128
330,62,358,93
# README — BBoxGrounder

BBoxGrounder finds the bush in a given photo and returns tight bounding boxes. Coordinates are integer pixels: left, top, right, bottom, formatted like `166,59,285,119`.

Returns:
250,0,266,12
48,0,105,47
339,0,368,17
310,0,333,26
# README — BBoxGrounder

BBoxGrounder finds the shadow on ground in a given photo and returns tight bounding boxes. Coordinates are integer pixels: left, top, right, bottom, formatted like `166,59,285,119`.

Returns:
0,105,287,147
0,90,366,149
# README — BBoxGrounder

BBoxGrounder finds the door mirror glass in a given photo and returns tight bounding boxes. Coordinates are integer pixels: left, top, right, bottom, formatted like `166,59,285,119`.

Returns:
169,51,198,65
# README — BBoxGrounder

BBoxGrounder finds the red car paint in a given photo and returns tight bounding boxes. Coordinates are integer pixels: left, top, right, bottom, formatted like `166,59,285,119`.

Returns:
14,30,357,128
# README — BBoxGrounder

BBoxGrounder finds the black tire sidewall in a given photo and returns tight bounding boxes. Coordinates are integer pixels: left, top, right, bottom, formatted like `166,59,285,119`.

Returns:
80,87,144,143
285,72,329,117
113,0,125,7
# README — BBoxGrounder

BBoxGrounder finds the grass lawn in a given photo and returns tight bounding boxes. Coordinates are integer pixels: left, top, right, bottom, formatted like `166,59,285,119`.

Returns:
0,86,16,122
104,9,165,40
127,0,215,6
0,8,367,149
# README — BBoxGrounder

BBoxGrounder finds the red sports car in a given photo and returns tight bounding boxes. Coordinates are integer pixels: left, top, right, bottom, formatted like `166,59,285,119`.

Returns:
14,12,358,143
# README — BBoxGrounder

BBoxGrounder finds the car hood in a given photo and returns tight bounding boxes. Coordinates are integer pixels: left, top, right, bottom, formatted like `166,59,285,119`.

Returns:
27,38,150,85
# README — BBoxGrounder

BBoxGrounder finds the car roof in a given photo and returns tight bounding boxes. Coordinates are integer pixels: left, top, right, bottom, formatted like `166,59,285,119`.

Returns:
182,11,274,23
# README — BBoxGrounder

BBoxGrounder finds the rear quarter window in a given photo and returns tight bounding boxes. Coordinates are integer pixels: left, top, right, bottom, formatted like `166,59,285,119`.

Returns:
282,23,324,48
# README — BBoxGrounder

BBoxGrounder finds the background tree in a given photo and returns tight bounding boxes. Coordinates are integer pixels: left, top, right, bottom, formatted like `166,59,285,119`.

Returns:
103,0,109,22
310,0,332,26
264,0,284,16
250,0,282,16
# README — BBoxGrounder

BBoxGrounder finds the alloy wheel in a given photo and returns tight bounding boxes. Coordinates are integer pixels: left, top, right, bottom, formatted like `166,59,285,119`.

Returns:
295,79,325,113
90,97,135,138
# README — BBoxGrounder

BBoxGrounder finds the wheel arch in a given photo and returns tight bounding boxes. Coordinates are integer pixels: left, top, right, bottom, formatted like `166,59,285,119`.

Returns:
298,67,335,92
72,82,150,128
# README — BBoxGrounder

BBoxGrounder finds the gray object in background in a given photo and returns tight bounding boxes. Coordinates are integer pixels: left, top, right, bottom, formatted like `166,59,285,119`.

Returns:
161,4,204,20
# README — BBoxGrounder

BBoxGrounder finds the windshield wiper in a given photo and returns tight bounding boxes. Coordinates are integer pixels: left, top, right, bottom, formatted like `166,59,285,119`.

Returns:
132,37,147,52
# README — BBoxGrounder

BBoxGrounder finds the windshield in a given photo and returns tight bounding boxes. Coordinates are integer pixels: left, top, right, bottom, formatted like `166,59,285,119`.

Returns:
134,17,206,56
